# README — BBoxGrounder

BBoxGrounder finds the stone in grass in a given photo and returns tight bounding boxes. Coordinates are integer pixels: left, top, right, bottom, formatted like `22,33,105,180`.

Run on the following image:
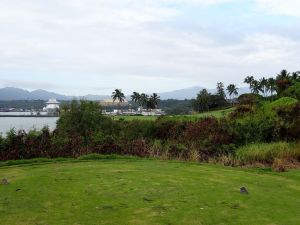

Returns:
1,179,9,185
240,187,249,194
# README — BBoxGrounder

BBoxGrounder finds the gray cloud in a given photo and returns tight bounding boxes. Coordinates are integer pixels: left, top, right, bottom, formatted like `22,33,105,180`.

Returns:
0,0,299,95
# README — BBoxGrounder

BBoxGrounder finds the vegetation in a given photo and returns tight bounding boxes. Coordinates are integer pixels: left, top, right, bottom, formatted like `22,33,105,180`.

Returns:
1,159,300,225
236,142,300,169
130,91,160,110
226,84,238,101
0,70,300,171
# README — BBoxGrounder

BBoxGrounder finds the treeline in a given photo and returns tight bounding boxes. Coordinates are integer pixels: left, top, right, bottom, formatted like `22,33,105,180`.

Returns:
0,100,45,111
192,69,300,112
0,70,299,170
0,89,299,169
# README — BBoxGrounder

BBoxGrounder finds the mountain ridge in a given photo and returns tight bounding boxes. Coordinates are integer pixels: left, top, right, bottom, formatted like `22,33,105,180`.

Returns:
0,86,250,101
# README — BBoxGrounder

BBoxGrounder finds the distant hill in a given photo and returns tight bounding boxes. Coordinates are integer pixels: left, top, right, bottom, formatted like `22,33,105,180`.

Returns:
159,86,250,100
0,87,109,101
159,86,205,100
0,86,250,101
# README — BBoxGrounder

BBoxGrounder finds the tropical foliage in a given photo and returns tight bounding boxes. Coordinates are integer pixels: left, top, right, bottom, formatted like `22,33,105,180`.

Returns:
0,70,300,171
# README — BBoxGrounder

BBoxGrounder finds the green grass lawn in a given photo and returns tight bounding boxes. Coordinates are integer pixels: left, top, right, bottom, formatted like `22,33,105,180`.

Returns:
1,158,300,225
114,107,234,121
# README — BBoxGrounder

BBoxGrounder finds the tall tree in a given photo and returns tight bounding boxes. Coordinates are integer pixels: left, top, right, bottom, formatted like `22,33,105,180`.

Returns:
217,82,226,99
244,76,255,86
149,93,160,109
111,89,125,111
276,69,292,94
266,78,276,99
259,77,268,97
226,84,238,101
194,89,210,112
139,93,148,109
250,80,262,95
291,71,300,81
131,92,141,104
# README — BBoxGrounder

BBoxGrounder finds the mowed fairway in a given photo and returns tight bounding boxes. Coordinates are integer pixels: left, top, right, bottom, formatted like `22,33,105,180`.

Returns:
0,159,300,225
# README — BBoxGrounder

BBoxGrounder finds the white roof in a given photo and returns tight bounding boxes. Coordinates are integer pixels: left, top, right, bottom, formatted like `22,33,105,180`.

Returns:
46,99,60,104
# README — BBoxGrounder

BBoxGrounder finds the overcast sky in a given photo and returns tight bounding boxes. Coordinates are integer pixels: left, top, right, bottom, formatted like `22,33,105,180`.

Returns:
0,0,299,95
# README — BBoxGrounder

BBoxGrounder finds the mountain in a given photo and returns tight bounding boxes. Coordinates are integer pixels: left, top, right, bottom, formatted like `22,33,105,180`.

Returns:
159,86,250,100
0,86,250,101
0,87,32,100
159,86,205,100
0,87,108,101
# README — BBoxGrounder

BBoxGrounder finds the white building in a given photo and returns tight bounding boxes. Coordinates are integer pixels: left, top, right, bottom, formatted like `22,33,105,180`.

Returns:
43,99,60,115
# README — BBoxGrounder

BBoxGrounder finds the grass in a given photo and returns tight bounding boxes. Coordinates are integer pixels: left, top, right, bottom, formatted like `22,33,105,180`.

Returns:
169,107,234,121
236,142,300,165
1,158,300,225
113,107,234,122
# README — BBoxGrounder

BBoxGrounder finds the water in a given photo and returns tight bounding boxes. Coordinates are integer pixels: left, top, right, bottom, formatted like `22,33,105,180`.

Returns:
0,115,58,136
0,112,48,116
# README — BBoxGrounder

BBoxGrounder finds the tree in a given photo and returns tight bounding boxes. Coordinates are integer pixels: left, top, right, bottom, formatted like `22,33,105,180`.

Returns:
266,78,276,99
112,89,125,103
216,82,226,99
276,69,292,94
226,84,239,101
112,89,125,111
146,93,160,110
194,89,210,112
250,80,262,95
57,100,111,149
291,71,300,82
277,69,290,80
244,76,255,86
259,77,268,97
131,92,141,103
131,92,141,110
139,93,148,109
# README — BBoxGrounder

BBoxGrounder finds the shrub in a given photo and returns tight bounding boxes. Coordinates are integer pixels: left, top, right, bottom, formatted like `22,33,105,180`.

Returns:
270,97,298,110
236,142,300,165
238,93,261,106
280,82,300,100
57,100,113,147
168,143,188,159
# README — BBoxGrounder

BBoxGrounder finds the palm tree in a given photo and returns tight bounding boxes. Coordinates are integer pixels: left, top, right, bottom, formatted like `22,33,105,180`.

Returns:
111,89,125,112
277,69,290,80
139,93,148,110
131,92,141,104
259,77,268,97
244,76,256,94
291,71,300,81
276,69,292,94
149,93,160,109
226,84,238,102
244,76,255,86
266,78,276,99
250,80,262,95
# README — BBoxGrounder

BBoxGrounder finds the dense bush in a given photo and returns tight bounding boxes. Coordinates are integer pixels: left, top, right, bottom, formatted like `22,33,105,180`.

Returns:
280,82,300,100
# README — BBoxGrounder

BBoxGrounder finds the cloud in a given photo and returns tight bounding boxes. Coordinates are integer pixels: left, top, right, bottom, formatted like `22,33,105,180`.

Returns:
256,0,300,17
0,0,299,94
